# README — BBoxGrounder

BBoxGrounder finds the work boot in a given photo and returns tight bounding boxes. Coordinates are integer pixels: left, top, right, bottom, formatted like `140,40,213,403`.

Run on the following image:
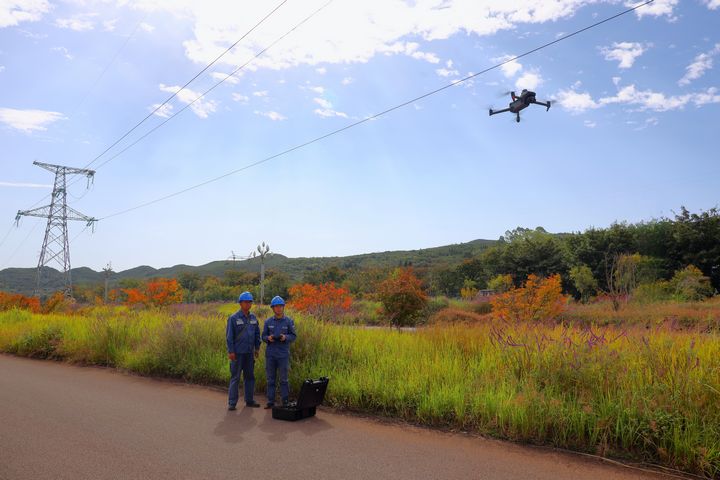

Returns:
228,405,237,411
264,403,274,409
246,401,261,408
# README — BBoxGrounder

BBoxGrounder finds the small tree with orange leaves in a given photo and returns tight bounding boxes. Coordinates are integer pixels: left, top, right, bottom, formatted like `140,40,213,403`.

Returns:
121,278,183,307
146,278,183,306
378,268,428,328
288,282,352,320
491,274,567,323
0,291,41,313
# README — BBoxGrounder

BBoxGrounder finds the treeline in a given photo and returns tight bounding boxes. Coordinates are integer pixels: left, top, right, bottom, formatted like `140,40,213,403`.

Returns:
70,207,718,304
430,207,719,300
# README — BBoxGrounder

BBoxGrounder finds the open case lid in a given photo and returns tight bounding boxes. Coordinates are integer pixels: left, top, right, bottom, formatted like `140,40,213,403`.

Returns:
296,377,329,409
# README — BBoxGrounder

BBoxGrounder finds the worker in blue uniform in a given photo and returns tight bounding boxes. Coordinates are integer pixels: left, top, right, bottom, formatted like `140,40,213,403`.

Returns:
261,296,297,408
226,291,261,410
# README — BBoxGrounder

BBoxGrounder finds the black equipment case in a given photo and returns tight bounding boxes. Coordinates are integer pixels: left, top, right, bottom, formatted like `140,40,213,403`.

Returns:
272,377,329,421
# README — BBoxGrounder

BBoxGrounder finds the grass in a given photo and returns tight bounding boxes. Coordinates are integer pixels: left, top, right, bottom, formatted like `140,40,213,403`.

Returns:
1,302,719,477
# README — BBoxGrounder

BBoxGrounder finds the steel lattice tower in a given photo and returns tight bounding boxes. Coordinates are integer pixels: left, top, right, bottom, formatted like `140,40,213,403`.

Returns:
16,161,96,296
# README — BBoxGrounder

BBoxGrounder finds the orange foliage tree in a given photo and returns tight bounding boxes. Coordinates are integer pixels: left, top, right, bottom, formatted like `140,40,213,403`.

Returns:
288,282,353,320
0,291,41,313
378,268,428,328
121,278,183,307
491,274,568,323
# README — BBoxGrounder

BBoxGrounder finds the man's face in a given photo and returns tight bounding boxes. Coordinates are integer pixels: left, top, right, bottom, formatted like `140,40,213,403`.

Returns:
272,305,284,316
240,301,252,312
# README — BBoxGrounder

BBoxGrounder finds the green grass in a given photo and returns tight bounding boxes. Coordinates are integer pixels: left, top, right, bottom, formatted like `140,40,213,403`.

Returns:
1,304,718,477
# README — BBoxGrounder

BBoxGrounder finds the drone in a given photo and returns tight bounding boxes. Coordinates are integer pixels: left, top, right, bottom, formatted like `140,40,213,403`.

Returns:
489,89,551,123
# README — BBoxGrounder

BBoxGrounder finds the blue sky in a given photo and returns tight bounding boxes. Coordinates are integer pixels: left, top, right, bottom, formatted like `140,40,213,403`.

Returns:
1,0,718,271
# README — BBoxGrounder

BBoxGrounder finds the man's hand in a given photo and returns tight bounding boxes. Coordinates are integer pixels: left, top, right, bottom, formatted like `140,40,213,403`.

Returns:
268,335,275,343
254,350,259,359
278,334,286,342
228,352,236,361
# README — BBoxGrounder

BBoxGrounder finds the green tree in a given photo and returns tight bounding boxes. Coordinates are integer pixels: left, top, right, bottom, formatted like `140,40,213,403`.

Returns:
669,265,715,301
487,274,514,293
569,265,597,303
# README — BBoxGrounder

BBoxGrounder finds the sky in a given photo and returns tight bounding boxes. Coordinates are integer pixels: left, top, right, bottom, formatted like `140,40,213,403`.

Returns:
0,0,718,272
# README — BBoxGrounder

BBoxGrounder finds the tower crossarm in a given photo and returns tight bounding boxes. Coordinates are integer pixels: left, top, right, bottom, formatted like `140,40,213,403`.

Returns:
32,160,95,178
16,205,97,226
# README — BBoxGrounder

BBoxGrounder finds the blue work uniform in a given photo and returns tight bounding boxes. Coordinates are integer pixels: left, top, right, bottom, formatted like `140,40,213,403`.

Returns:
261,315,297,405
226,310,261,407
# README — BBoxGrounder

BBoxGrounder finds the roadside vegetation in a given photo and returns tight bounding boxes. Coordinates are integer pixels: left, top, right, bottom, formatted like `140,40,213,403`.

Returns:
1,207,719,477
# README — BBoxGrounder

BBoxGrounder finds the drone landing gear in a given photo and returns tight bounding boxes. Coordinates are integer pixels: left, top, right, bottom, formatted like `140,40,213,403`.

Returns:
516,113,520,123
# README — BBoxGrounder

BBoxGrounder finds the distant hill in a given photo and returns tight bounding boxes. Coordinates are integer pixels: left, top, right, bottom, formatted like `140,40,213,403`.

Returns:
0,238,496,296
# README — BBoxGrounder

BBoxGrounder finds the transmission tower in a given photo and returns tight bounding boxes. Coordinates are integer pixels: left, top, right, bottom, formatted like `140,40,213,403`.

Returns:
15,161,96,297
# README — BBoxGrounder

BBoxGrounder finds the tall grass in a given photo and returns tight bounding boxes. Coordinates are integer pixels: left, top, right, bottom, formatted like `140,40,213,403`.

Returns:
1,304,718,477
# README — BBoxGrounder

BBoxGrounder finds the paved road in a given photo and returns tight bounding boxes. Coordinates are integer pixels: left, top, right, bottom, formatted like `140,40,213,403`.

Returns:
0,354,664,480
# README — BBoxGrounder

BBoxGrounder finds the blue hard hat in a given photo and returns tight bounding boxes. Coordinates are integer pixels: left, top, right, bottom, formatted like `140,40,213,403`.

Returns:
270,296,285,307
238,291,254,303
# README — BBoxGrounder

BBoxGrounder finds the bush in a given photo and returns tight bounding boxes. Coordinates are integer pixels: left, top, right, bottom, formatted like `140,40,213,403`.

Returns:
430,307,488,324
288,282,353,321
670,265,714,301
491,274,568,323
378,268,428,328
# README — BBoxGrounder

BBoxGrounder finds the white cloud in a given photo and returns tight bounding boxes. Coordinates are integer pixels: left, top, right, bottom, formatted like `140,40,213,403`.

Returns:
629,0,678,19
0,65,4,73
254,110,286,121
210,71,240,84
55,13,97,31
0,181,53,188
436,67,459,77
555,89,600,113
0,0,50,28
706,0,720,9
341,77,354,85
139,22,155,33
149,102,173,118
497,55,522,77
307,85,325,94
600,42,648,69
252,90,268,97
678,44,720,86
515,70,542,91
556,81,720,114
316,67,326,74
231,93,248,103
51,46,73,60
598,84,692,111
103,19,118,31
694,87,720,106
157,83,218,118
0,107,66,133
583,120,596,128
313,97,348,118
123,1,605,73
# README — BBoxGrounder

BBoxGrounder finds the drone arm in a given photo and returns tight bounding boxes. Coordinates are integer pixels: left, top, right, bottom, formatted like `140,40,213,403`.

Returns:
532,100,551,111
489,107,511,116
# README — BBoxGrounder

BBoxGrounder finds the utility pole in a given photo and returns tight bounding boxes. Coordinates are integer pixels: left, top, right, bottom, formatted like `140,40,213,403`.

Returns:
102,262,113,303
251,242,271,304
15,161,96,297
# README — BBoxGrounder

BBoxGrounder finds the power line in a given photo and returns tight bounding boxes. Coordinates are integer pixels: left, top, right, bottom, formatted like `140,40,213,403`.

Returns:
72,14,149,116
0,222,15,250
22,0,290,211
82,0,289,171
0,219,42,270
100,0,654,221
90,0,334,175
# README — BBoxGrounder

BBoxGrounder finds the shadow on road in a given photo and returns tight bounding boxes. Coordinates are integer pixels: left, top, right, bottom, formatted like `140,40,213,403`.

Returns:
257,410,332,443
213,408,258,443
